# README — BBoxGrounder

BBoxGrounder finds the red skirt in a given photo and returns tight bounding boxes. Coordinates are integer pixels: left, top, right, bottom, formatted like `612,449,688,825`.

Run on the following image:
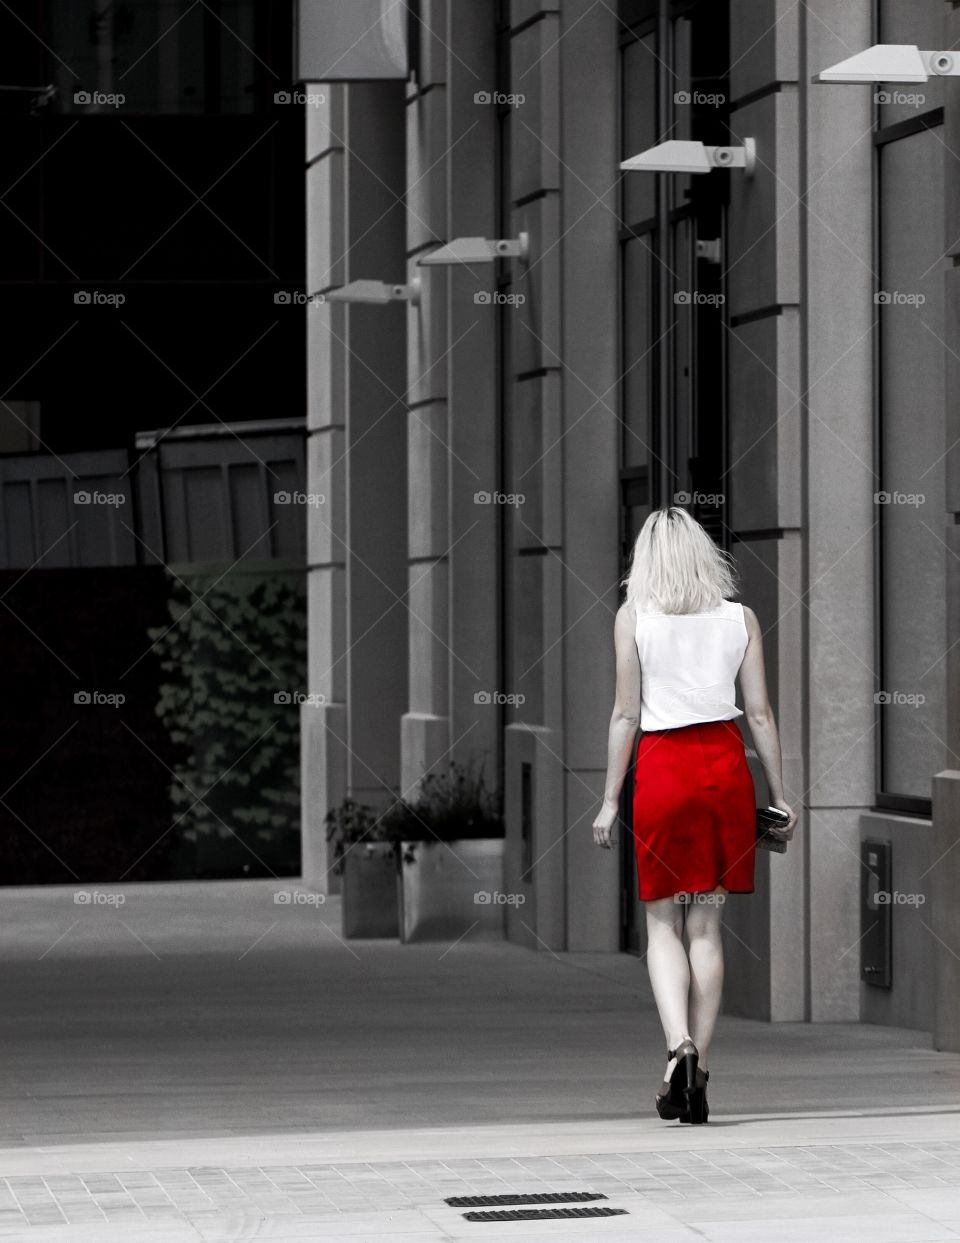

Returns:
632,719,756,902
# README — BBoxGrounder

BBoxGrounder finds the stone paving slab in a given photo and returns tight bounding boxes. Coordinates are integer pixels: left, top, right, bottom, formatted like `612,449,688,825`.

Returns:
0,1139,959,1240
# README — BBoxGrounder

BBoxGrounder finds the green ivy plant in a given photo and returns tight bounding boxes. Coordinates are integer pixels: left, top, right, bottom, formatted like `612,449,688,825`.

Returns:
148,567,307,873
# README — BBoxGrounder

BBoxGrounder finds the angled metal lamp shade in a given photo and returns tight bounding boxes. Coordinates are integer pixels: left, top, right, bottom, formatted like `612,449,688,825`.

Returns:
417,233,529,265
816,43,960,83
325,278,421,305
620,138,756,176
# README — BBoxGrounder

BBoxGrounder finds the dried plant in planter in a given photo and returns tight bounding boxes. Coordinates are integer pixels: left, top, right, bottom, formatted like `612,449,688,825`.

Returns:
387,759,504,863
325,760,504,868
324,798,390,874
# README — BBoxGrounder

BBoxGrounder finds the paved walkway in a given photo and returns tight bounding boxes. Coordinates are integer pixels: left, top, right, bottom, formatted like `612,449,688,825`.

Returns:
0,880,958,1241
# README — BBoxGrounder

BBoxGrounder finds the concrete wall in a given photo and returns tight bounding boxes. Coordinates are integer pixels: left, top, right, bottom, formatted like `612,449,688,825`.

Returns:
931,773,960,1051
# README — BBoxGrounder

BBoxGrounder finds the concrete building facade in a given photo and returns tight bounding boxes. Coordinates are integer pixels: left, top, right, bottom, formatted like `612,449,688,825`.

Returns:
300,0,958,1042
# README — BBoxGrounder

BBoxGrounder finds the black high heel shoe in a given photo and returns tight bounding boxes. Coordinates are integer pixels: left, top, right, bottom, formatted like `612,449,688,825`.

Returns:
679,1065,709,1124
654,1037,699,1121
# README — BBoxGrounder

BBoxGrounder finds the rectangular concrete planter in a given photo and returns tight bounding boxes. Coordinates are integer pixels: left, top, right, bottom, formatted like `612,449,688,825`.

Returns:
399,838,506,943
341,842,400,939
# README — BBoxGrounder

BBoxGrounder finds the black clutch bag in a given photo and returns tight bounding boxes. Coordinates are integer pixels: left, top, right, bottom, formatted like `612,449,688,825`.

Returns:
756,805,790,853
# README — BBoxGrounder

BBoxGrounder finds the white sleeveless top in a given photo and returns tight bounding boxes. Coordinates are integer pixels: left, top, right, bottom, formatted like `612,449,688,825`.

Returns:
633,599,749,731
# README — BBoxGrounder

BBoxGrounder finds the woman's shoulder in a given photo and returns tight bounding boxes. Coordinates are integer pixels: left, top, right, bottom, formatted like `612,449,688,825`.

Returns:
737,602,759,634
615,601,638,633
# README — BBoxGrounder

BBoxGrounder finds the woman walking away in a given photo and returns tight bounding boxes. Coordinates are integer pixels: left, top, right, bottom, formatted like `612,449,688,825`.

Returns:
591,506,797,1124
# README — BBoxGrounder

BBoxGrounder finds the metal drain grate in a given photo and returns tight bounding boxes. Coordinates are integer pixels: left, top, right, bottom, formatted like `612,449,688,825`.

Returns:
446,1191,606,1208
463,1206,629,1222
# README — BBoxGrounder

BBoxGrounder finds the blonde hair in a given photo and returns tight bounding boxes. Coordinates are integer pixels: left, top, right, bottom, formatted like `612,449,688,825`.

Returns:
622,506,738,614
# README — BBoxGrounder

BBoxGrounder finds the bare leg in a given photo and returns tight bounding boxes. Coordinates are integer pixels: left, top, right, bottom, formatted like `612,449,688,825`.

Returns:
684,888,726,1071
645,895,692,1083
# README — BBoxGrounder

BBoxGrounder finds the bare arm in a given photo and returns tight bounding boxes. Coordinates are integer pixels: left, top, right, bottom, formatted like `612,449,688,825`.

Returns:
738,605,797,834
592,604,642,849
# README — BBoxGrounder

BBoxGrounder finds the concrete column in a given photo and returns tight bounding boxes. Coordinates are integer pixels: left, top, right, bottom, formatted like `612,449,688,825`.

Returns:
502,0,566,950
725,0,806,1020
302,82,408,890
802,0,874,1020
402,2,499,794
931,3,960,1053
556,0,621,952
302,86,348,891
445,4,499,788
501,0,619,952
404,50,448,786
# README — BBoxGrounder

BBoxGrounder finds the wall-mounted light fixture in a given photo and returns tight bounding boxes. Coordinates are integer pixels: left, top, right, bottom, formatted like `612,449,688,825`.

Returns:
418,233,530,266
620,138,756,176
325,277,421,305
817,43,960,83
696,239,722,264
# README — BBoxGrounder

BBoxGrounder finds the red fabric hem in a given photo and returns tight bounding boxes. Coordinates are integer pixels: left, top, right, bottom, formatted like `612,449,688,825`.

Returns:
638,884,756,901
